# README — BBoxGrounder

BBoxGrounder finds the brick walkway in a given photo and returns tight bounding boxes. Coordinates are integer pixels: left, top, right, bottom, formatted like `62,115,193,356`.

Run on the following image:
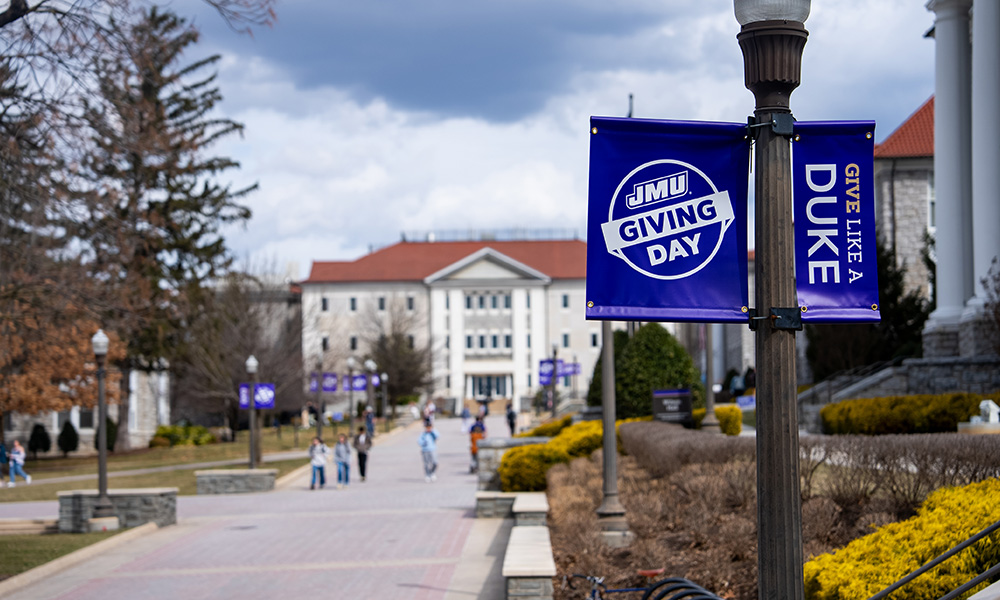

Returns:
3,414,510,600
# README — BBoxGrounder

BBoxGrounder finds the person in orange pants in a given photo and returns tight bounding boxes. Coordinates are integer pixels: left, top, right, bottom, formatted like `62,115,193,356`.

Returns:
469,416,486,473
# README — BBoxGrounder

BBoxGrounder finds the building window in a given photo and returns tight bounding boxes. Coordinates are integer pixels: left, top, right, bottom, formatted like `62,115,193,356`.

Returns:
378,296,386,311
445,335,450,349
321,297,329,312
445,295,450,310
408,335,415,349
492,334,499,348
491,295,498,309
446,375,451,388
407,296,414,311
79,409,94,429
322,336,329,351
562,333,570,348
479,295,486,309
505,294,511,309
591,333,599,347
526,294,531,308
527,334,531,348
562,294,569,308
466,335,473,349
479,335,486,348
563,375,571,386
350,336,357,351
928,171,936,230
466,295,473,310
528,374,532,387
505,334,512,348
350,297,357,311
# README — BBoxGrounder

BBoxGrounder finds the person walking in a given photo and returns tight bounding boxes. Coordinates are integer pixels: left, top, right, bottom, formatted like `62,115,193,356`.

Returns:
308,437,330,490
353,426,372,482
506,402,517,437
8,440,30,487
0,440,7,486
364,407,375,438
418,423,438,482
469,416,486,473
334,433,351,488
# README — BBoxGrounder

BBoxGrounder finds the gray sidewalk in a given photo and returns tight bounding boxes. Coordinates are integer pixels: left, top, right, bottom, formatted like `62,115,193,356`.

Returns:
1,414,511,600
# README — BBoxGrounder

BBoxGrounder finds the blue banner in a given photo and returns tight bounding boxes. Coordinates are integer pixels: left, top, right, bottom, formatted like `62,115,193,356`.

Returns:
322,372,338,392
793,121,880,322
352,374,368,391
586,117,750,322
538,359,561,386
239,383,276,409
309,373,318,393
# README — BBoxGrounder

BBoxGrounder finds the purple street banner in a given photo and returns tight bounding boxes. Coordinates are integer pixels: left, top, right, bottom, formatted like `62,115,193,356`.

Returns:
309,373,319,393
322,372,338,392
793,121,880,323
352,374,368,391
239,383,276,409
539,359,563,386
587,117,750,323
371,374,381,387
557,362,581,377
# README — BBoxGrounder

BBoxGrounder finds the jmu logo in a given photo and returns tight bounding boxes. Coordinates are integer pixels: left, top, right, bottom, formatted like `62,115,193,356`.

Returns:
602,160,734,280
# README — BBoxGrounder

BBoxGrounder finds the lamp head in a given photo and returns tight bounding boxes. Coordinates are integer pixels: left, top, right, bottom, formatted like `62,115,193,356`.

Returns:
347,356,357,370
245,355,259,374
381,372,388,381
364,359,376,371
91,329,110,357
734,0,810,26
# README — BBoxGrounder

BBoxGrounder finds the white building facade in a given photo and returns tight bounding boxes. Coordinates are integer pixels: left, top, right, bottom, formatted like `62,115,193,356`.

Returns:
300,239,602,413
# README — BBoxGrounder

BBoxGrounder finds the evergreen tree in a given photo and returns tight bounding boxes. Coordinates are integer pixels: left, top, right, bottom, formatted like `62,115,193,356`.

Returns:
615,323,701,419
805,236,930,381
94,417,118,453
28,423,50,458
58,421,79,456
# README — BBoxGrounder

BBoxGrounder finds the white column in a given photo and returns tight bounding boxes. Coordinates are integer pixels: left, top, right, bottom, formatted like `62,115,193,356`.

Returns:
962,0,1000,342
924,0,973,357
448,289,465,401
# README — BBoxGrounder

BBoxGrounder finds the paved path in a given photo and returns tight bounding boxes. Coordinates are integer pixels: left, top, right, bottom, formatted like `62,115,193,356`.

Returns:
1,414,511,600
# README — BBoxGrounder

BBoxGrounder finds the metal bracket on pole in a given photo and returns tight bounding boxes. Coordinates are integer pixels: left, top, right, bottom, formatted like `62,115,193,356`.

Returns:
747,307,803,331
746,114,795,137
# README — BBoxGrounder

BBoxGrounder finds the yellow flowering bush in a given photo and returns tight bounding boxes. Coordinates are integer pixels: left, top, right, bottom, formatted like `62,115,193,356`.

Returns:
820,392,982,435
518,414,573,438
803,478,1000,600
692,404,744,436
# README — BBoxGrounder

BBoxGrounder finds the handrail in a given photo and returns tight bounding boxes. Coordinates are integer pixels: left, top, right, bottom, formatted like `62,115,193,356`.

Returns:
866,518,1000,600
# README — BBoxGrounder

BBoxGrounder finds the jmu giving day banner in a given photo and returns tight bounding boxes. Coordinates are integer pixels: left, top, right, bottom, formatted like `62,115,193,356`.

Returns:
586,116,878,324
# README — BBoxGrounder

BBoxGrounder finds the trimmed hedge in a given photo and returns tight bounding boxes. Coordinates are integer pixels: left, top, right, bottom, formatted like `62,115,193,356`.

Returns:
152,424,217,447
692,404,744,436
803,477,1000,600
820,392,983,435
500,419,624,491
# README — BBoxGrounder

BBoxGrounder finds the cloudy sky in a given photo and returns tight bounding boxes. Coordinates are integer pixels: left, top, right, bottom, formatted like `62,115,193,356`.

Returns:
172,0,935,279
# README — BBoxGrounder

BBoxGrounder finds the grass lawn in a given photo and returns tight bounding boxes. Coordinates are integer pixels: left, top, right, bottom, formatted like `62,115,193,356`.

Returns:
0,530,122,581
0,457,307,503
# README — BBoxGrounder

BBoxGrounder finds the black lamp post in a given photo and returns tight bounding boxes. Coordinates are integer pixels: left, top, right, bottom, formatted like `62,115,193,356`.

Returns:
314,357,323,441
346,357,356,433
549,344,558,419
91,329,115,520
245,355,258,469
364,359,377,415
380,371,389,431
735,1,809,599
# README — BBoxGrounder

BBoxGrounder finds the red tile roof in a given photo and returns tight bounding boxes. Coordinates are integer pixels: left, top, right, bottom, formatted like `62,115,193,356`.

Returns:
302,239,587,284
874,96,934,158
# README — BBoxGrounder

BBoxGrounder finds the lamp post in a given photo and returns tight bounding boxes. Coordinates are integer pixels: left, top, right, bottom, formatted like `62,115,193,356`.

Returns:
91,330,115,520
381,372,389,432
596,320,630,546
549,343,558,419
735,1,809,599
346,357,356,433
314,358,323,441
245,355,259,469
364,359,377,414
702,324,721,433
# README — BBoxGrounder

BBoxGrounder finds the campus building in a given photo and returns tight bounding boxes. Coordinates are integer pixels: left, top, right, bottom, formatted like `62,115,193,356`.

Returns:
299,236,605,414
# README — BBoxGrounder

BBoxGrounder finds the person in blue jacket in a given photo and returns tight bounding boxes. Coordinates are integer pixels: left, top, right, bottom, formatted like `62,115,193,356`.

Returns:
418,423,438,482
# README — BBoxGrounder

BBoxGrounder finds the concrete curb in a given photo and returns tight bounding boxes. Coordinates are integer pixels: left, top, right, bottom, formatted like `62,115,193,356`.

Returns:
0,521,159,597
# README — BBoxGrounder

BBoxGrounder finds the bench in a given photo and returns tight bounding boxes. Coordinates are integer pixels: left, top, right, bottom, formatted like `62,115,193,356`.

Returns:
502,525,557,600
195,469,277,494
512,492,548,526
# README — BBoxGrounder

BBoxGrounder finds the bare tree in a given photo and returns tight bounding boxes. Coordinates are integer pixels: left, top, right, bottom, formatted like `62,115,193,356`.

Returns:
173,264,304,441
360,296,433,417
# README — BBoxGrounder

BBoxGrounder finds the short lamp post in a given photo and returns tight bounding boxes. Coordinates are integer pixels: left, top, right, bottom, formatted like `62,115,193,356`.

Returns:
735,1,809,599
381,372,390,431
245,355,259,469
91,330,115,520
346,357,357,432
364,359,377,415
549,343,558,419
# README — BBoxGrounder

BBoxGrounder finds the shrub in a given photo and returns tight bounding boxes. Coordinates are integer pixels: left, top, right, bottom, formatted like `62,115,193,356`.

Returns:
498,444,570,491
93,417,117,452
616,324,702,419
693,405,744,436
148,436,171,448
519,414,573,438
550,420,604,458
28,423,51,458
57,421,79,457
153,424,217,447
803,478,1000,600
820,392,982,435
